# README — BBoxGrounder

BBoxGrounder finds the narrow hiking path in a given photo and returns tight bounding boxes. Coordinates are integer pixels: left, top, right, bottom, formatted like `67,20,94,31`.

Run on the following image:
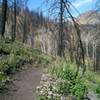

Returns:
0,67,43,100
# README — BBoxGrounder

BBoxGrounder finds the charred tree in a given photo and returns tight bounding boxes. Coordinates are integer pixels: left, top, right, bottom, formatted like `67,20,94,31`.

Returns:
1,0,8,37
23,13,27,43
57,0,64,57
12,0,16,41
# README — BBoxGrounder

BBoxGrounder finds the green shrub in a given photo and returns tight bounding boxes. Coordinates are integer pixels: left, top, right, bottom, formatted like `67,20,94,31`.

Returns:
96,83,100,97
56,79,71,94
0,57,9,73
0,39,51,89
71,80,87,100
0,72,9,89
37,60,88,100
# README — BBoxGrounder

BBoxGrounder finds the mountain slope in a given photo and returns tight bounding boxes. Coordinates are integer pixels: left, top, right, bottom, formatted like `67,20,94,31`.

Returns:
78,10,100,25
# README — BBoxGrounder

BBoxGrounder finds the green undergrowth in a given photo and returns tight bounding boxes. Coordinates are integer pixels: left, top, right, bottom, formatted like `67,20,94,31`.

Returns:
37,59,87,100
0,39,53,89
1,39,100,99
84,70,100,97
37,58,100,100
53,60,100,98
48,60,87,100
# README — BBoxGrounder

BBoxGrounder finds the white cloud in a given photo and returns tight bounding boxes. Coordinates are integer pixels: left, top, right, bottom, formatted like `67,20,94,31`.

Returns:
72,0,92,8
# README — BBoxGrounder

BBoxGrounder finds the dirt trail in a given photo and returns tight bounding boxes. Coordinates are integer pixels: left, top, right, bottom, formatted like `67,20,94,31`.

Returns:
0,67,42,100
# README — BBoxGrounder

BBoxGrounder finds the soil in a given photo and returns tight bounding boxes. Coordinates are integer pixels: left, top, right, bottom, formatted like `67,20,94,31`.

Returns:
0,67,43,100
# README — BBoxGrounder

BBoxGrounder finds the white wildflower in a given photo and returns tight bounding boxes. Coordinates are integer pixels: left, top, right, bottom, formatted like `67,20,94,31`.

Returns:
48,91,53,95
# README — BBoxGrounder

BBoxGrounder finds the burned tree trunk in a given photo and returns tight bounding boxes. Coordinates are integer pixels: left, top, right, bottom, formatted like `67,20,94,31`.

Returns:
65,3,86,75
1,0,8,37
23,14,27,43
57,0,64,57
12,0,16,42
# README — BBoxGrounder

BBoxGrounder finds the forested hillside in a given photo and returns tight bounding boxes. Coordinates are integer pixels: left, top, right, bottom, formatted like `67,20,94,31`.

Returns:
0,0,100,100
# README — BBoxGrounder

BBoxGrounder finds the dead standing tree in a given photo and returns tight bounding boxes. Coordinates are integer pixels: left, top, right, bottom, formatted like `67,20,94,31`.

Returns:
22,0,28,43
45,0,65,57
45,0,86,75
65,5,85,75
12,0,16,41
58,0,64,57
0,0,8,38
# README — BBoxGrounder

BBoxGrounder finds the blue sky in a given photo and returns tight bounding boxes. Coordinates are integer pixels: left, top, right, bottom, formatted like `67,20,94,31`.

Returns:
27,0,43,11
27,0,97,17
71,0,96,16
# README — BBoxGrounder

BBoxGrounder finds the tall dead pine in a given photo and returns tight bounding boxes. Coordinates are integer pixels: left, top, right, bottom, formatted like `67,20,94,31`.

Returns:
1,0,8,37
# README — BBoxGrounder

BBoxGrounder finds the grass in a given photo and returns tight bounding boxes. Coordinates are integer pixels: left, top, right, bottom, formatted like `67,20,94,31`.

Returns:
84,69,100,97
0,39,100,98
0,39,53,89
37,59,88,100
37,58,100,99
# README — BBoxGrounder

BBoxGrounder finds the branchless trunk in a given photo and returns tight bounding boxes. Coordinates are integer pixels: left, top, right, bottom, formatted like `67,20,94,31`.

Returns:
12,0,16,41
92,41,96,71
57,0,64,57
23,0,28,43
23,14,27,43
1,0,7,37
64,2,86,75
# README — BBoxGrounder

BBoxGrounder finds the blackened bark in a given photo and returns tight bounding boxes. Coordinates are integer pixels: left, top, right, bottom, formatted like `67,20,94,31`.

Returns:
23,14,27,43
12,0,16,42
57,0,64,57
65,3,86,75
1,0,7,37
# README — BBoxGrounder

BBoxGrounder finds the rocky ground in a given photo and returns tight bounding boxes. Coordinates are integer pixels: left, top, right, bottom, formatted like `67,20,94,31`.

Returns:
37,74,100,100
